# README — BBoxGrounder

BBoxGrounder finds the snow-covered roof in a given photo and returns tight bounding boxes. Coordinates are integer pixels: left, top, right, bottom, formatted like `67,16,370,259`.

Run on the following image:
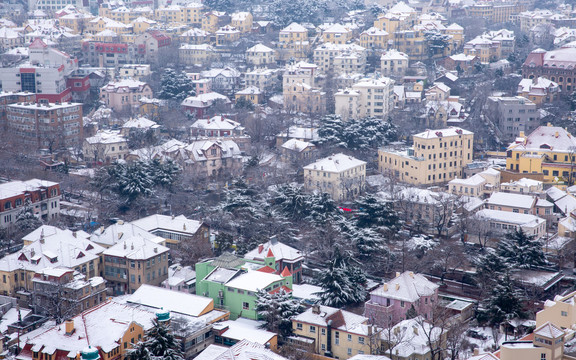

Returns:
196,339,287,360
244,238,303,263
413,127,472,139
501,177,542,188
281,22,307,33
0,179,58,200
236,86,261,95
101,79,149,93
382,317,442,358
303,153,365,173
131,214,203,236
191,116,241,131
292,283,321,301
486,192,536,209
281,138,315,152
102,236,169,260
122,117,158,129
508,124,576,153
225,271,285,292
546,186,567,202
555,194,576,215
247,43,274,53
370,271,438,302
181,92,230,108
475,209,545,227
127,284,214,317
448,174,486,186
381,49,408,61
20,300,156,354
213,318,276,345
90,221,162,247
293,305,368,333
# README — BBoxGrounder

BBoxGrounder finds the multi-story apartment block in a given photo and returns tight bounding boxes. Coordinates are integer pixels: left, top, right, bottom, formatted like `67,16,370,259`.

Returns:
83,130,129,164
473,209,546,241
283,62,326,114
506,124,576,184
134,31,172,64
303,153,366,200
523,47,576,93
6,101,83,150
0,180,60,227
201,11,230,33
0,91,36,127
291,304,379,359
103,236,169,295
0,39,78,103
32,268,107,318
364,271,439,327
81,41,138,67
179,44,215,66
485,96,539,143
117,64,151,81
381,49,409,78
448,167,500,197
100,79,153,113
246,44,276,66
378,127,474,185
466,3,525,24
278,22,310,60
334,76,395,120
244,68,280,94
313,43,366,73
518,9,560,32
322,23,353,44
216,25,241,45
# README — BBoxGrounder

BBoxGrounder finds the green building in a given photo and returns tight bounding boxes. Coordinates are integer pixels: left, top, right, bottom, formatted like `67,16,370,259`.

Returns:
195,252,293,320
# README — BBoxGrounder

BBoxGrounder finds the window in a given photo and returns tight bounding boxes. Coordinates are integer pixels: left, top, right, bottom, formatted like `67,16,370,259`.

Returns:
321,328,326,335
348,334,352,341
358,337,365,344
401,301,405,307
348,348,352,355
541,354,546,360
562,311,568,317
297,323,303,330
242,302,249,310
310,325,316,333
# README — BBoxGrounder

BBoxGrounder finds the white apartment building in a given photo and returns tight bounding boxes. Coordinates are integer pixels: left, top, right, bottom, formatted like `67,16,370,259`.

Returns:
334,76,395,120
313,43,367,73
381,49,409,78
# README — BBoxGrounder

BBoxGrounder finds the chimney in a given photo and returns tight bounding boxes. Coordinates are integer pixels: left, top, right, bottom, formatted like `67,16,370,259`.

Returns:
72,231,77,238
258,244,264,253
395,272,400,277
123,242,127,249
312,304,320,314
65,319,75,335
131,243,134,250
413,326,418,335
473,348,480,356
383,283,388,291
409,271,414,278
396,283,400,291
154,247,158,253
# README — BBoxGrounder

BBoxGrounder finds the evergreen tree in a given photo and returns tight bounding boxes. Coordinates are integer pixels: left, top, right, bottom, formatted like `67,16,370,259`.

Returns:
255,288,304,339
497,228,547,269
158,69,195,103
314,247,367,307
127,318,183,360
481,273,524,326
272,183,309,220
14,204,42,235
354,194,399,231
406,305,418,319
117,161,155,203
316,115,397,150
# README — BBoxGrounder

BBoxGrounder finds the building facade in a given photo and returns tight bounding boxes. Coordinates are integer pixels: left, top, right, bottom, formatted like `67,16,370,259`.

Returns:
303,153,366,201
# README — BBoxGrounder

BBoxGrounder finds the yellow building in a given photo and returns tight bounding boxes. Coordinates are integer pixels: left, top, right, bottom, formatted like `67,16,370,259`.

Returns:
278,22,310,60
322,23,352,44
379,127,474,185
303,153,366,200
154,5,184,23
132,17,157,34
179,44,215,65
87,16,133,35
235,86,262,105
291,304,380,359
202,11,228,33
230,11,253,33
246,43,276,65
216,25,240,45
58,12,95,34
181,2,204,25
506,124,576,184
359,27,389,49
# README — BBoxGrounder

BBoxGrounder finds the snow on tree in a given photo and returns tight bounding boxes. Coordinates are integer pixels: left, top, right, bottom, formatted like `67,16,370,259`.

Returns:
116,161,155,203
480,272,525,326
158,69,195,103
354,193,400,233
316,115,398,150
15,203,42,235
314,247,367,308
255,288,304,339
272,183,310,220
127,318,184,360
497,228,547,269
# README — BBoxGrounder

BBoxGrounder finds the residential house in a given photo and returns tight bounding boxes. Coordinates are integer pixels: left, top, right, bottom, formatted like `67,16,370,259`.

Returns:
381,50,409,78
359,27,389,49
517,77,559,106
201,68,241,95
444,53,478,73
244,237,304,284
235,86,262,105
473,209,546,241
523,47,576,93
201,11,230,33
90,220,165,249
182,139,243,177
181,92,231,118
120,117,160,137
364,271,439,327
100,79,153,113
506,124,576,184
322,23,352,44
448,168,501,197
0,180,60,227
501,178,544,195
31,268,106,318
130,214,210,250
179,44,215,66
246,44,276,66
83,130,128,165
216,25,241,45
283,62,326,114
230,12,253,33
278,22,310,61
303,153,366,201
102,236,169,295
195,253,293,319
291,304,380,359
378,127,474,185
280,139,318,165
161,263,196,293
244,68,280,94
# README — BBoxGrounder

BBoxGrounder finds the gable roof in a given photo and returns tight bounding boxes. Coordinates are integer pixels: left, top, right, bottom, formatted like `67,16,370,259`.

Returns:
370,271,438,302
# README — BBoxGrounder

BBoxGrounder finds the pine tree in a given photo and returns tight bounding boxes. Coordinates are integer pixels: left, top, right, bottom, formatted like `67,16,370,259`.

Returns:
15,204,42,235
158,69,195,103
256,288,304,339
127,318,183,360
272,183,309,220
497,228,547,269
117,161,155,203
482,273,524,326
354,194,399,231
314,247,367,307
